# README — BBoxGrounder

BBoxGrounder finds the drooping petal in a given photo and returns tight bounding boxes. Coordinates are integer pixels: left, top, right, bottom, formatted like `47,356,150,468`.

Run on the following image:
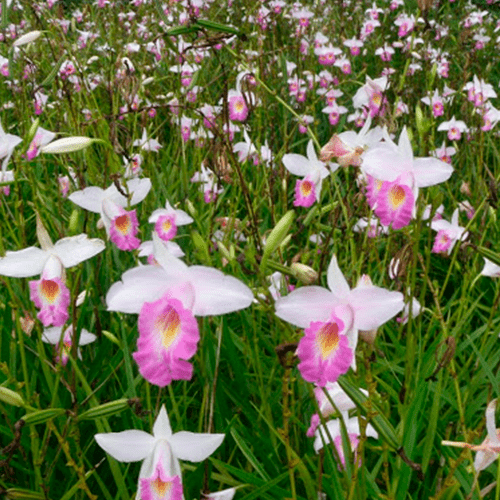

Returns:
170,431,225,462
0,247,48,277
275,286,336,328
186,266,254,316
349,286,404,330
52,234,105,268
95,430,155,462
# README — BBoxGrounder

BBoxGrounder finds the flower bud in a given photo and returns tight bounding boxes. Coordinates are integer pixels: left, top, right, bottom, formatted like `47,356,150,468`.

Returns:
263,210,295,260
291,262,318,284
13,30,42,47
78,398,130,421
41,137,96,154
0,387,25,407
22,408,65,425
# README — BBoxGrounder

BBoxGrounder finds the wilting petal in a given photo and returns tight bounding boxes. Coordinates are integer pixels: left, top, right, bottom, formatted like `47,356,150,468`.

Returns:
170,431,225,462
95,430,155,462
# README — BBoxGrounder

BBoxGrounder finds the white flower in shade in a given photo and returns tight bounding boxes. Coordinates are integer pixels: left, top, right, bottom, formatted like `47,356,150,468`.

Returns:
0,119,22,170
313,413,378,465
42,324,96,366
149,200,193,242
431,209,468,255
134,128,162,152
95,405,225,499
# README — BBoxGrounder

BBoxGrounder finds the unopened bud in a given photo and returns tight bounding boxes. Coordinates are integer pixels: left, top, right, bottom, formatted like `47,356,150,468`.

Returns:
13,30,42,47
263,210,295,260
0,387,25,407
415,104,425,138
291,262,318,284
41,136,96,154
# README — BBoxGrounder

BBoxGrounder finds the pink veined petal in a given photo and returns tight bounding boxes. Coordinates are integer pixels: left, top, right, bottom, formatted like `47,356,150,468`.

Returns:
296,314,353,387
349,286,404,331
108,207,141,251
294,177,317,207
133,294,199,387
412,158,454,187
155,214,178,241
52,234,105,268
152,405,173,440
170,431,225,462
68,186,105,213
95,430,155,462
186,266,254,316
140,462,183,500
326,255,350,300
374,180,414,229
29,277,70,327
275,286,337,328
0,246,48,277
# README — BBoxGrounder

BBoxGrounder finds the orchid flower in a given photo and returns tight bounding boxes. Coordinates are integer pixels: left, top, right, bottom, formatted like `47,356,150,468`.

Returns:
106,233,253,386
361,127,454,229
443,399,500,472
26,126,56,161
0,215,105,326
149,200,193,242
275,254,403,385
95,405,225,499
431,209,468,255
282,140,335,208
69,178,151,250
481,258,500,278
42,324,96,366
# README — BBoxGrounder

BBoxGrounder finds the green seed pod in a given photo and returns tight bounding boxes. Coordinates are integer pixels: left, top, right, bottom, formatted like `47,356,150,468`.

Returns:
5,488,45,500
22,408,65,426
68,209,80,234
78,398,130,421
263,210,295,260
102,330,122,347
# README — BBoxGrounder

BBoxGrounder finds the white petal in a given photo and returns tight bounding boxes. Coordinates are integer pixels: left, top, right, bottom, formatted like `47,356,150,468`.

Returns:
42,327,64,344
282,153,311,177
95,430,155,462
0,247,48,277
78,330,97,345
187,266,254,316
326,255,350,299
486,399,500,445
69,186,105,213
152,405,173,439
106,266,184,314
127,178,152,206
349,286,404,330
412,158,453,187
275,286,336,328
52,234,105,268
361,144,407,181
170,431,225,462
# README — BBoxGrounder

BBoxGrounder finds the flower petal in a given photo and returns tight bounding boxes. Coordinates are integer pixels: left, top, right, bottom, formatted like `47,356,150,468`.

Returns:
187,266,254,316
349,286,404,330
153,405,173,440
69,186,105,213
52,234,105,268
326,255,350,299
412,158,453,187
95,430,155,462
170,431,225,462
282,153,312,177
275,286,336,328
0,247,48,277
